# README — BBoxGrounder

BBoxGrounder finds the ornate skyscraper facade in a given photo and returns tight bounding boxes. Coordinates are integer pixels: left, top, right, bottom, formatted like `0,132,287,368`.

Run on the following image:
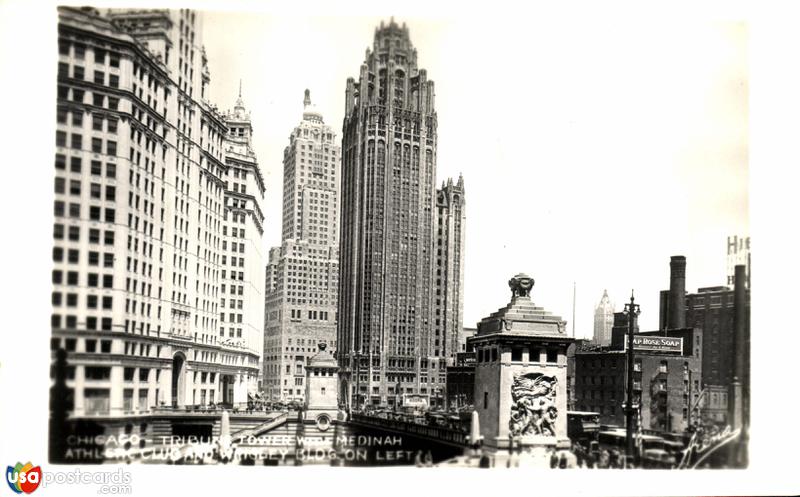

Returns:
221,88,267,383
263,90,341,401
593,290,614,345
51,7,263,418
435,176,466,371
338,20,463,409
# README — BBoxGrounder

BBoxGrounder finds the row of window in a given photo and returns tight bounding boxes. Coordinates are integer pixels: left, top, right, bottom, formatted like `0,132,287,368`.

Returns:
56,131,118,155
52,270,114,288
54,200,116,223
57,109,119,134
220,313,244,323
55,154,117,178
52,248,114,268
476,347,559,364
221,284,244,295
59,41,120,68
52,292,113,310
54,225,115,245
57,86,120,110
220,327,243,338
58,62,120,88
51,314,113,331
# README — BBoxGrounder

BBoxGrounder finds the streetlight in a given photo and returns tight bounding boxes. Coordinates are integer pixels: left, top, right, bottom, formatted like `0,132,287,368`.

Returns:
623,290,641,466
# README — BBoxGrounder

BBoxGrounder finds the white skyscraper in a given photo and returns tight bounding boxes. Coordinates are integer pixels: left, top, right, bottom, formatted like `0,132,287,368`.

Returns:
593,290,614,345
263,90,341,401
51,8,264,419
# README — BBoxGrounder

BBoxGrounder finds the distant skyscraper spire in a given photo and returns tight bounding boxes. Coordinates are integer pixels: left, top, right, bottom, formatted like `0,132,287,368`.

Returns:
593,289,614,345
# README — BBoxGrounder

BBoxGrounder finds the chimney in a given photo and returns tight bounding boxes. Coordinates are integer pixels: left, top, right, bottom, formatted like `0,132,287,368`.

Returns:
668,256,686,329
729,264,748,463
732,264,748,422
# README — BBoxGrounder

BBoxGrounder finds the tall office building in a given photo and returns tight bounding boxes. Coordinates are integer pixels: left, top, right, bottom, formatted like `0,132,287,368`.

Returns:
51,7,263,417
263,90,341,401
338,19,464,408
221,86,267,381
435,177,466,370
592,289,614,345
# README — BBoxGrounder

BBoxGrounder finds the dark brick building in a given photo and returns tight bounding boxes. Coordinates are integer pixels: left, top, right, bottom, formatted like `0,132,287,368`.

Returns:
658,258,750,424
445,351,475,409
572,325,702,433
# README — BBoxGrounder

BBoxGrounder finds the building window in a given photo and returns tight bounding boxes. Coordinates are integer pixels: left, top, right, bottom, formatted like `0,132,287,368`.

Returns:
85,366,111,380
659,360,668,374
84,389,110,415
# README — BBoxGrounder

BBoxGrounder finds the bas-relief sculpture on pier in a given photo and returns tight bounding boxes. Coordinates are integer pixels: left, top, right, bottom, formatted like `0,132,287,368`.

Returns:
509,372,558,437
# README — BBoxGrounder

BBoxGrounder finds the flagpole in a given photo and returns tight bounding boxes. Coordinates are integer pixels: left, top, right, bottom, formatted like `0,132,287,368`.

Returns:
572,281,576,338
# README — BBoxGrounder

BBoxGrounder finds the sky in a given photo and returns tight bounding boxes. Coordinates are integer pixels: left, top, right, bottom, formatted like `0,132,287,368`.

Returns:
200,13,748,336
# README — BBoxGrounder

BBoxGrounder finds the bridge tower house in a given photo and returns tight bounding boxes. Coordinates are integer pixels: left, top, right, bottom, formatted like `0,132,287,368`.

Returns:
468,273,575,464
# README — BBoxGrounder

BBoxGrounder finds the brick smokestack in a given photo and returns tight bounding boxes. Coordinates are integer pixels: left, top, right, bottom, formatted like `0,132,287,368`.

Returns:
668,256,686,329
733,264,747,381
732,264,748,434
729,264,748,464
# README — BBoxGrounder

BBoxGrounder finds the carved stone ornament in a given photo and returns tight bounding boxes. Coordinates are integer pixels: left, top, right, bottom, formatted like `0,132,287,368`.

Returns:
509,372,558,437
508,273,534,298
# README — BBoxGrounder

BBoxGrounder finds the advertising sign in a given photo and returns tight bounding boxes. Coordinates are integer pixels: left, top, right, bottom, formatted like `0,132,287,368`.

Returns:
625,336,683,353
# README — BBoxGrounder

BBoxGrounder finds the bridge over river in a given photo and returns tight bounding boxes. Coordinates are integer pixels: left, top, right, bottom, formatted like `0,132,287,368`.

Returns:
51,409,469,466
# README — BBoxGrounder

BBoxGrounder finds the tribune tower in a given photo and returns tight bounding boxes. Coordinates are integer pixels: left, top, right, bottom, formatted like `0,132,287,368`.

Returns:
338,19,444,408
